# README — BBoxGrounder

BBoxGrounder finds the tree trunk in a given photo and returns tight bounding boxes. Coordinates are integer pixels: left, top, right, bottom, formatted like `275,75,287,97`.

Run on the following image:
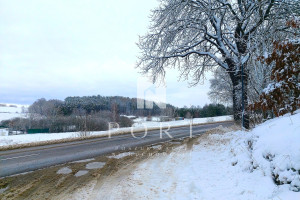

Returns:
242,67,250,129
228,67,250,129
229,30,250,129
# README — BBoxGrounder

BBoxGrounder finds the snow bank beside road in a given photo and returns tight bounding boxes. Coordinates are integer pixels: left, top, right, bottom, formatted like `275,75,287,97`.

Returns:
87,111,300,199
251,110,300,191
230,110,300,191
133,115,232,128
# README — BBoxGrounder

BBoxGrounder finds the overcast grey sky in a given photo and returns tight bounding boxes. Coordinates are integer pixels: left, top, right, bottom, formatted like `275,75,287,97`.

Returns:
0,0,212,107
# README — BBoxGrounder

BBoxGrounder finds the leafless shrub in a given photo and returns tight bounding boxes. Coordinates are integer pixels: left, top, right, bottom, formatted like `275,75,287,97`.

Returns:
118,116,133,128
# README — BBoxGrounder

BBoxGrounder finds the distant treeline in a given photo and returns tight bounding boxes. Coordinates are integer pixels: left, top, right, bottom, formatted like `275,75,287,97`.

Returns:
27,95,232,118
175,104,232,118
28,96,176,117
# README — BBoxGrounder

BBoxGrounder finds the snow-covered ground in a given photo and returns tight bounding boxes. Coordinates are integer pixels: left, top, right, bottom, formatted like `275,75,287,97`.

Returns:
0,103,28,121
0,115,232,147
71,111,300,199
133,115,232,128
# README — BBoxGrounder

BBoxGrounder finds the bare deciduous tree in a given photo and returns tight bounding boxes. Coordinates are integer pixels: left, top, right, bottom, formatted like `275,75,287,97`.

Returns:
137,0,298,129
208,67,233,105
208,56,273,106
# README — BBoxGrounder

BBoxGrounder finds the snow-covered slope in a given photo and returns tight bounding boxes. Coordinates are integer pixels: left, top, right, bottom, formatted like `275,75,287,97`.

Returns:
249,110,300,192
0,103,28,121
85,111,300,199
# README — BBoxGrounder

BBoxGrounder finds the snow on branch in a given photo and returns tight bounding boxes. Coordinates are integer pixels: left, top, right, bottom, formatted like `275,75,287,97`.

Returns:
137,0,297,83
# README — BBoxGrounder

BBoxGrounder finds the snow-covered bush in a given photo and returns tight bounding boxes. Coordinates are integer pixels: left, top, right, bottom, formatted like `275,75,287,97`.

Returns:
250,20,300,117
233,111,300,192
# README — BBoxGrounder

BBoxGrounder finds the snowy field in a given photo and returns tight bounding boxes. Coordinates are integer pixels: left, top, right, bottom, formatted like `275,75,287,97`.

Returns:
70,111,300,199
0,115,232,147
0,103,28,121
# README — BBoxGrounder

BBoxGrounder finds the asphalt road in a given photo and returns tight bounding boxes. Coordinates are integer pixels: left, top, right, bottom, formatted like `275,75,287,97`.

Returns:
0,121,233,177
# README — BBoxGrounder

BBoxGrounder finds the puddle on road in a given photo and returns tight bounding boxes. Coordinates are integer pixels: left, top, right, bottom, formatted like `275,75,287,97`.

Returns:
169,141,182,145
151,145,162,150
86,162,106,170
71,158,95,163
0,186,9,194
107,152,135,159
57,167,72,175
74,170,89,177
